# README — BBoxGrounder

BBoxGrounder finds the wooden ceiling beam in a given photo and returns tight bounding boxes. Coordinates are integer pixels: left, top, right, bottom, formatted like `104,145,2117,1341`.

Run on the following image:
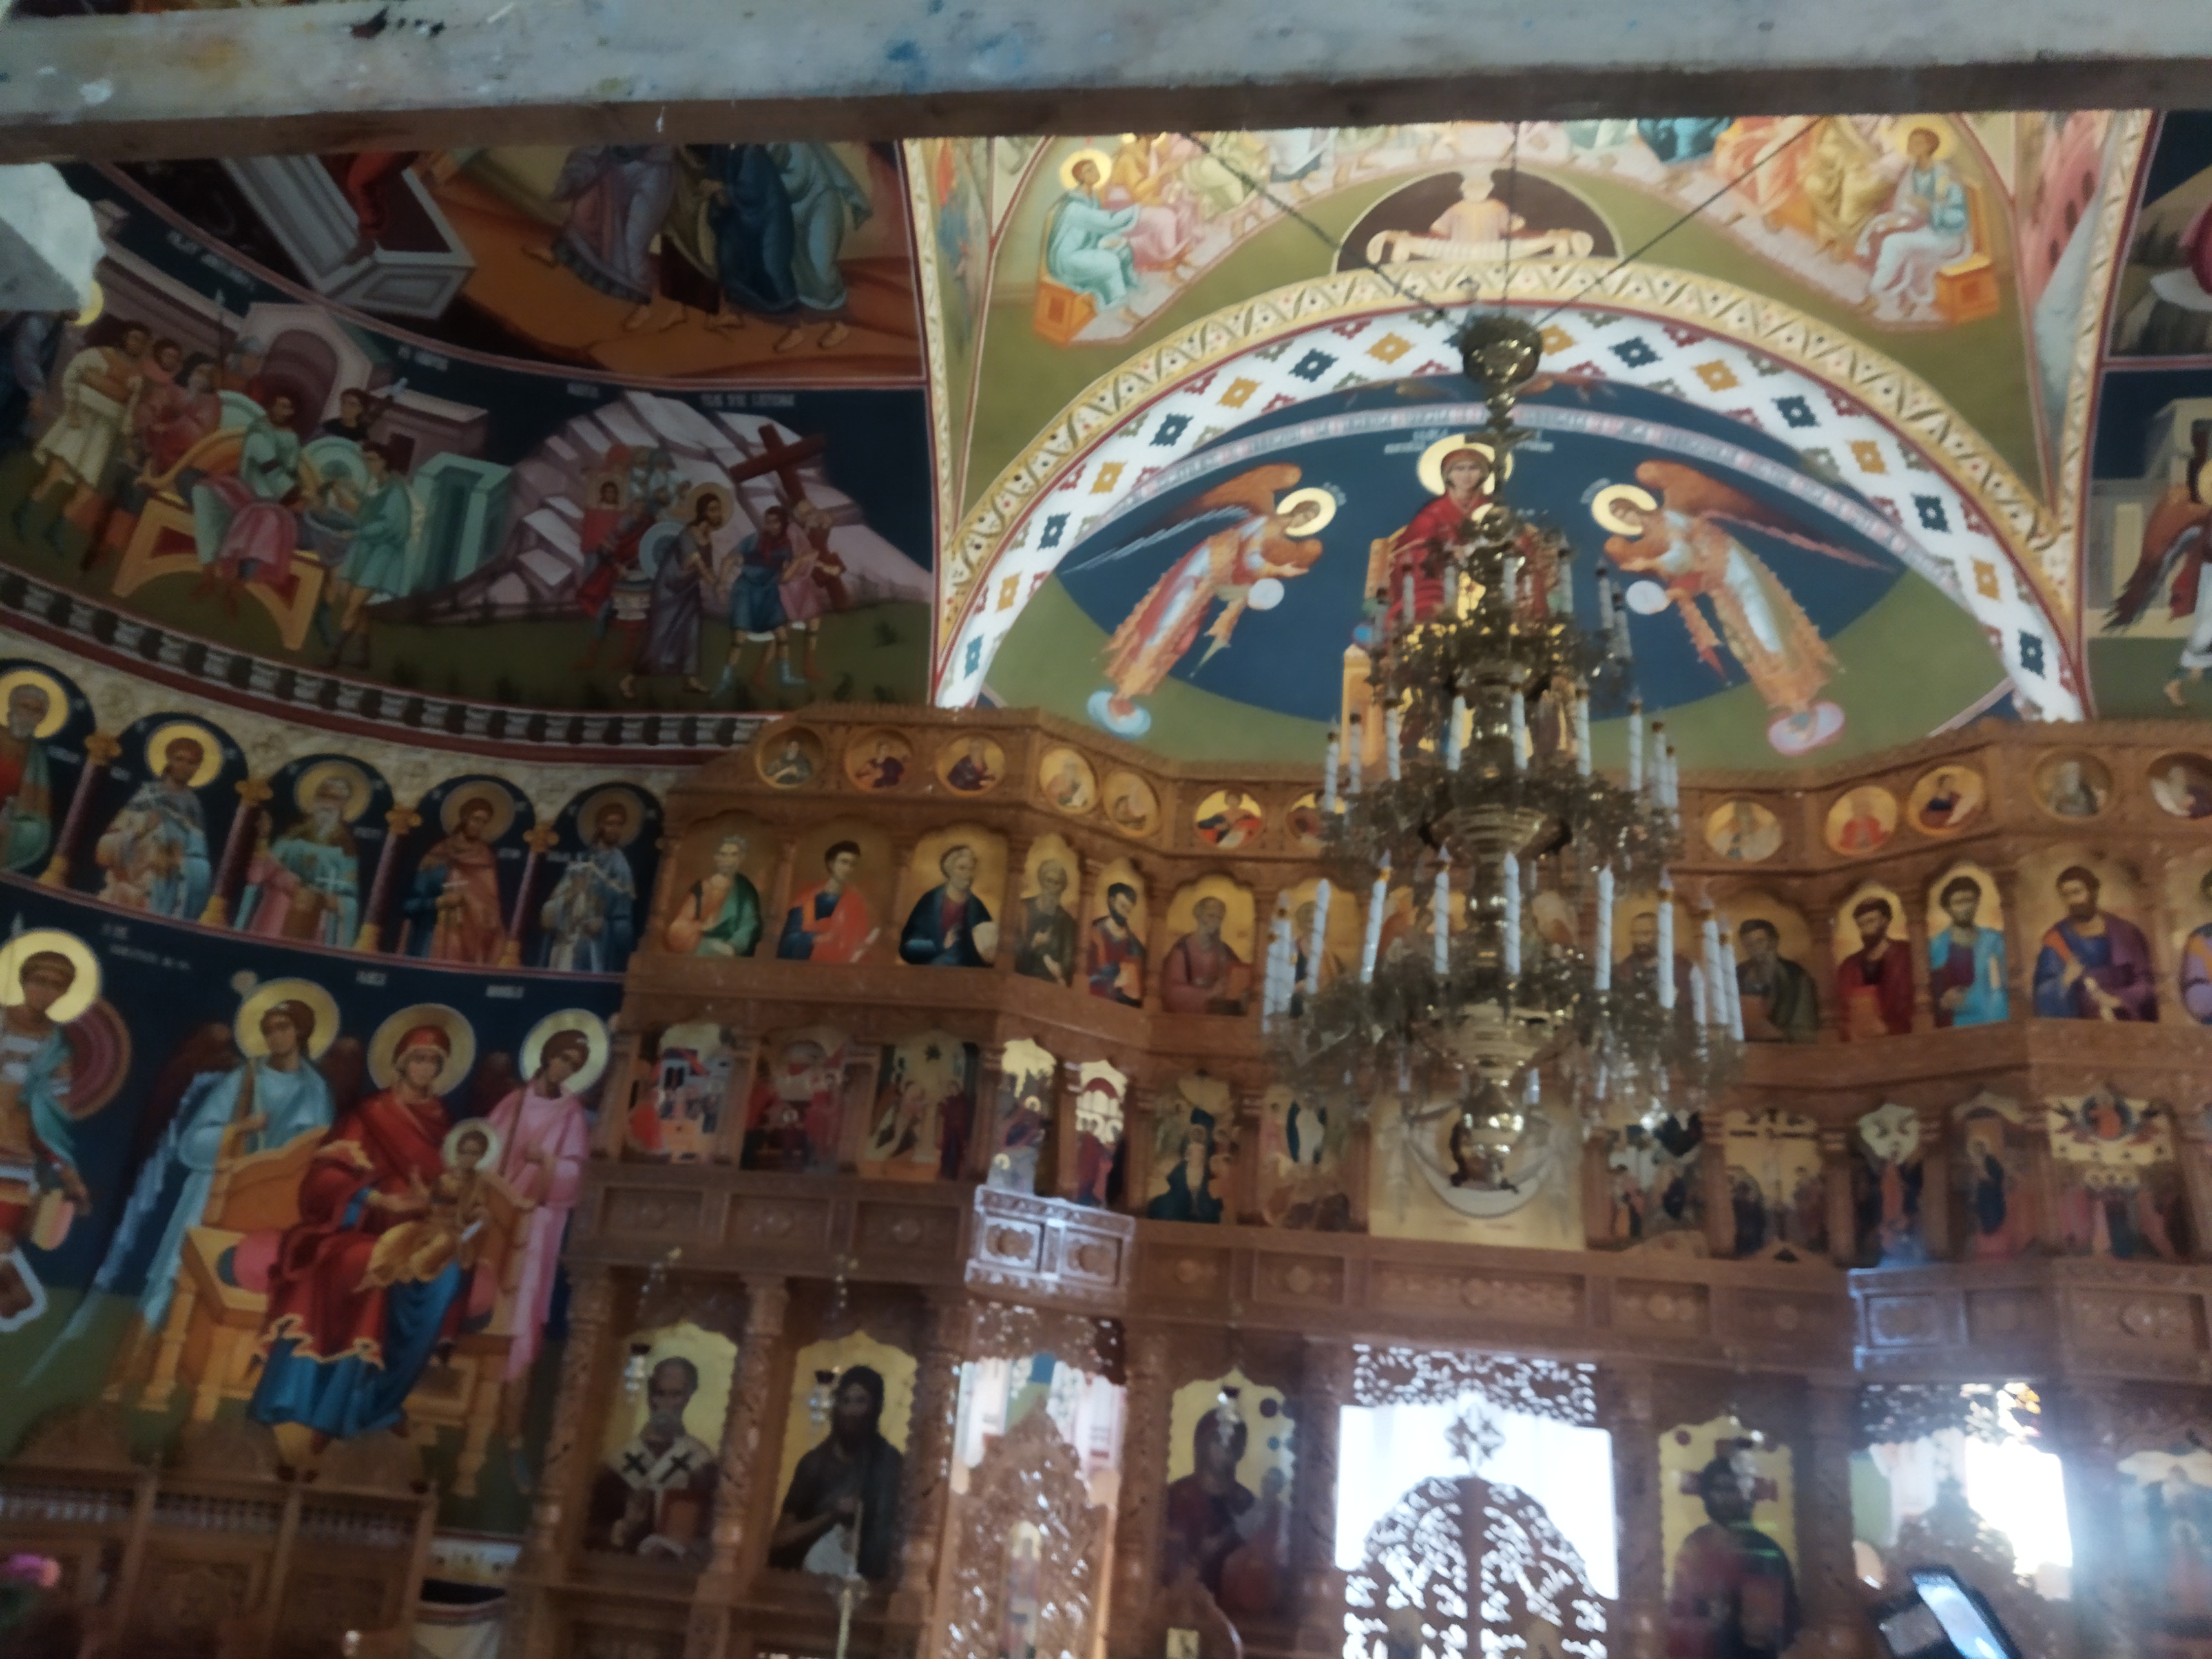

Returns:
2,0,2211,164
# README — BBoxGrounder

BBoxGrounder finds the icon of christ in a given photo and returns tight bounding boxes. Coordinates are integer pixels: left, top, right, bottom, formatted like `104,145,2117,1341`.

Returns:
1078,464,1334,738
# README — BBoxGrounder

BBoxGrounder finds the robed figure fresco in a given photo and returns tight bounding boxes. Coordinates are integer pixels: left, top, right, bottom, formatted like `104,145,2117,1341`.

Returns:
899,844,997,968
1734,920,1818,1044
777,841,879,963
1085,882,1146,1006
2181,873,2212,1025
1929,875,2008,1028
0,680,56,875
87,991,337,1347
484,1025,594,1426
1087,465,1329,731
405,792,508,966
1837,896,1914,1039
1161,1405,1263,1606
588,1355,717,1561
248,1019,471,1450
1601,461,1878,749
94,733,213,919
1012,860,1079,985
2033,866,2157,1022
539,797,641,973
2107,420,2212,708
667,833,761,958
1666,1455,1801,1659
1381,445,1494,630
238,773,363,948
0,946,95,1323
1161,896,1249,1014
769,1365,904,1578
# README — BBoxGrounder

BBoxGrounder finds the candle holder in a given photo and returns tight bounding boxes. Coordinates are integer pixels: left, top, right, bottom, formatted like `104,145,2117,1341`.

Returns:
1262,314,1738,1174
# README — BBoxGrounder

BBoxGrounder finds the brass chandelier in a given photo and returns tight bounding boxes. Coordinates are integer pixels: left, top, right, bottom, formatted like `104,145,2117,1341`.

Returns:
1260,315,1739,1187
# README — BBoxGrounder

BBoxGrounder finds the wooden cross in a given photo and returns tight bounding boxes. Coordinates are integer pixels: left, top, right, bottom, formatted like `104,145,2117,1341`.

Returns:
724,426,827,507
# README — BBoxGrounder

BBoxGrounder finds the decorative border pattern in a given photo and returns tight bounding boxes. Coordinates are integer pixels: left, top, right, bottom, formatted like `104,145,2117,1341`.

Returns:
0,571,766,761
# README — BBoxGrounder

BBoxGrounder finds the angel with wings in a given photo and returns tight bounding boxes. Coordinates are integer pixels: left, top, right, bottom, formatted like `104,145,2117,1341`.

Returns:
1598,460,1881,753
1077,463,1333,733
2106,421,2212,709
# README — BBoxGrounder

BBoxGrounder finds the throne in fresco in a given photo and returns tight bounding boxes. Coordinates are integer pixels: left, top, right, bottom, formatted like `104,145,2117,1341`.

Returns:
1935,181,2001,325
108,412,335,654
139,1127,528,1497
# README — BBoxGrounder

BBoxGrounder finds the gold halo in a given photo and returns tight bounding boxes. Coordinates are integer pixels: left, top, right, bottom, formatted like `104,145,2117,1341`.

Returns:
442,1115,502,1168
1592,483,1662,535
1417,435,1510,495
1058,147,1115,189
1276,487,1337,536
367,1003,477,1095
0,669,68,739
521,1009,612,1094
573,786,644,847
680,480,734,525
144,721,223,789
1887,117,1954,159
236,977,341,1061
0,929,100,1023
292,759,374,823
440,780,517,841
72,280,104,330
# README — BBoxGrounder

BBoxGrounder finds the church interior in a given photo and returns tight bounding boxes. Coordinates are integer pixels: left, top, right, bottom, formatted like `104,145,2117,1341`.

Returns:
0,45,2210,1659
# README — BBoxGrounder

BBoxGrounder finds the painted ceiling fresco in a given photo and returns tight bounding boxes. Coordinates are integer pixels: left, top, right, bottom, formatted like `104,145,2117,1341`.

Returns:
0,154,933,734
905,114,2205,763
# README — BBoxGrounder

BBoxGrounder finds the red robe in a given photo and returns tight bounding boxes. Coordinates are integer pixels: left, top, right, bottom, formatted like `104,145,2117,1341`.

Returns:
1837,942,1914,1039
1384,491,1490,628
258,1090,453,1366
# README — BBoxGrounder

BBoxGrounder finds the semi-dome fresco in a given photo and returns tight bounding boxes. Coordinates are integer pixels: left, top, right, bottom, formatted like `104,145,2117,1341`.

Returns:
945,289,2072,768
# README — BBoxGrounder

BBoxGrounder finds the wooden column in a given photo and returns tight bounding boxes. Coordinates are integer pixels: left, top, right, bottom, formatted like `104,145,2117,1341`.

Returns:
2049,1382,2140,1659
1990,868,2032,1013
2023,1100,2065,1255
1123,1086,1159,1219
895,1292,972,1615
1109,1324,1174,1641
1806,902,1843,1041
1899,892,1934,1031
1702,1121,1736,1257
2169,1101,2212,1260
1292,1339,1354,1657
764,830,801,950
200,775,270,925
39,729,117,888
1822,1125,1858,1267
1603,1362,1663,1659
501,823,560,968
685,1276,790,1659
505,1262,620,1659
593,1021,645,1161
1915,1105,1952,1260
1798,1380,1862,1653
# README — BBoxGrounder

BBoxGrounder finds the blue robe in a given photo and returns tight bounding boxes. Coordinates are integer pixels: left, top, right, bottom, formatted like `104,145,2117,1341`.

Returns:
539,843,638,973
1045,191,1139,309
96,780,212,919
1638,118,1733,165
1928,926,2008,1028
87,1060,334,1333
899,884,993,968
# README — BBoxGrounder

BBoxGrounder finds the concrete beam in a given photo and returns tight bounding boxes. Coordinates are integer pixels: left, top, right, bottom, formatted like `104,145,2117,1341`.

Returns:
0,164,98,310
0,0,2209,163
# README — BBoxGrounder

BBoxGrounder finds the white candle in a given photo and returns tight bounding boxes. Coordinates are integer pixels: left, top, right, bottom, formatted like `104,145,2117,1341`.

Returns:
1524,1068,1541,1106
1307,880,1331,994
1649,722,1666,808
1718,911,1744,1040
1348,716,1363,796
1502,852,1522,978
1444,564,1460,617
1689,962,1707,1027
1700,915,1723,1027
1431,855,1452,975
1501,550,1518,611
1554,556,1574,617
1573,692,1592,779
1507,689,1527,773
1626,701,1644,795
1385,704,1402,782
1665,743,1681,810
1656,886,1676,1009
1598,569,1616,634
1361,858,1390,982
1594,865,1615,990
1401,570,1416,626
1322,730,1340,814
1446,695,1467,771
